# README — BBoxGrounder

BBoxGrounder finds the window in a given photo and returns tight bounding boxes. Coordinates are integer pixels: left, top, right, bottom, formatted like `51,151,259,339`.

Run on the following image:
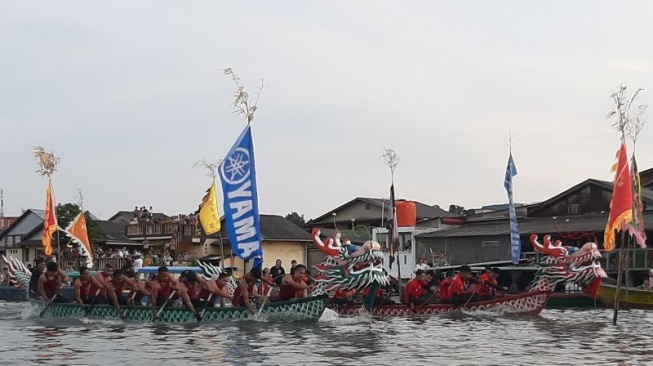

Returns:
365,204,372,210
399,233,413,251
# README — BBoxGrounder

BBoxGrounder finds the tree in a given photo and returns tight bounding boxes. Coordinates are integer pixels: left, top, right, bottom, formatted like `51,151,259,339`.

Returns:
448,204,475,216
285,212,306,227
54,203,105,249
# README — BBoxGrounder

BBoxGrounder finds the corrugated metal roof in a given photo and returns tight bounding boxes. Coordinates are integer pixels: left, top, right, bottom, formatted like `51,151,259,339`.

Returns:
416,211,653,238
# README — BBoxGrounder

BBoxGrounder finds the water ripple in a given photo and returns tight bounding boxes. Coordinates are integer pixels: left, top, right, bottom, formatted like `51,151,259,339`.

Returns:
0,302,652,365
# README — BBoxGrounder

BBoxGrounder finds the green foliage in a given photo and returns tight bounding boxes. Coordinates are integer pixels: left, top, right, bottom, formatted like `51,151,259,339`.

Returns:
285,212,306,227
448,204,474,216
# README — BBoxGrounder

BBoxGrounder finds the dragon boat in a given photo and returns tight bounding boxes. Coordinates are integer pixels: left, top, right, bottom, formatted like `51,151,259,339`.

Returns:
7,254,376,323
31,294,329,323
311,230,606,317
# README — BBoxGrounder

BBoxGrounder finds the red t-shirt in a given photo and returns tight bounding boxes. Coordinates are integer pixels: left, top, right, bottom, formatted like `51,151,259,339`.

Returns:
447,275,467,299
403,277,427,304
439,278,452,301
477,273,496,296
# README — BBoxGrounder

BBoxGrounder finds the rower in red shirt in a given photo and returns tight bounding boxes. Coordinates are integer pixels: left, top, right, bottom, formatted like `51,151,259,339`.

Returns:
477,267,506,300
403,270,433,308
438,270,455,303
447,265,478,307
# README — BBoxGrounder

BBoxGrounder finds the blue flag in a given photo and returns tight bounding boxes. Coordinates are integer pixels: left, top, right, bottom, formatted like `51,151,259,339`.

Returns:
504,154,521,264
218,125,264,269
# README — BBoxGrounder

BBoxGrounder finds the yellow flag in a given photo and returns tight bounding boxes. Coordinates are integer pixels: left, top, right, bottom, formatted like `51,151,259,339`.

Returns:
199,181,221,235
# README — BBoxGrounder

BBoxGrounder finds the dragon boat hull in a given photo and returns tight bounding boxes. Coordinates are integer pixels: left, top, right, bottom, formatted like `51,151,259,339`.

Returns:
331,290,551,317
597,283,653,310
32,294,328,323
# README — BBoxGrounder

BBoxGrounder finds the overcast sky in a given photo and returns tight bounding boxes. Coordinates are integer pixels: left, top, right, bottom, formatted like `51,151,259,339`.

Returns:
2,1,653,221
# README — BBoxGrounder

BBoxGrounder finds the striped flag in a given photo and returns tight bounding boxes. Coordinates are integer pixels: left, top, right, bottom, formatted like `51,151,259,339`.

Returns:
386,184,399,269
504,154,521,264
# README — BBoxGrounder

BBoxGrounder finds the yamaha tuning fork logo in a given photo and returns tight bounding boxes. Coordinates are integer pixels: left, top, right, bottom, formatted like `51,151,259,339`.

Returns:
220,147,251,185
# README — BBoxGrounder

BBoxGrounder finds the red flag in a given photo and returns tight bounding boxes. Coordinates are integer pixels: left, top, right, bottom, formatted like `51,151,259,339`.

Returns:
42,178,58,256
603,141,633,252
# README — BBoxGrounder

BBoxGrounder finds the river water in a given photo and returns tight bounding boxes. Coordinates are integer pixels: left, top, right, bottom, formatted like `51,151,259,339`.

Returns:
0,302,651,366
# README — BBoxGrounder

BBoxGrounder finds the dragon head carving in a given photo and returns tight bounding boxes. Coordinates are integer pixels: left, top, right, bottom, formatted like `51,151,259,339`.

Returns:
311,229,389,293
529,234,606,294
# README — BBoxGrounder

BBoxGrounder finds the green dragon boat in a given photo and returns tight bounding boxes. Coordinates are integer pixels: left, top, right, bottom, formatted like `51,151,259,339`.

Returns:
32,294,328,323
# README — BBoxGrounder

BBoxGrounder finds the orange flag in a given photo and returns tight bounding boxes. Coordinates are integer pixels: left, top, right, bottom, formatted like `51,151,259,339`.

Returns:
604,141,633,251
65,211,93,267
42,178,58,256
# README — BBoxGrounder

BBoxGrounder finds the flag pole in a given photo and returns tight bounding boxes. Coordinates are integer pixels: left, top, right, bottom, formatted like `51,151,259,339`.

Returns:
612,231,626,325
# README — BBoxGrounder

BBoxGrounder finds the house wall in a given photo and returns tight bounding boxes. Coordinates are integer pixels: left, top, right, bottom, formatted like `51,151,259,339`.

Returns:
0,212,42,250
416,235,512,265
309,201,386,227
529,186,612,217
262,241,307,272
188,241,308,278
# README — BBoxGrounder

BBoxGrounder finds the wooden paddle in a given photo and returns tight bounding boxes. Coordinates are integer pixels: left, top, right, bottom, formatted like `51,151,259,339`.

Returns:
413,291,438,313
39,286,64,318
152,290,176,322
256,287,274,317
83,289,102,317
462,286,480,308
198,293,214,322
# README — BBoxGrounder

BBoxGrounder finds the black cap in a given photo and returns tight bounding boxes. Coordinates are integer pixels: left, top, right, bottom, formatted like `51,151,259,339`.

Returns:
180,270,198,282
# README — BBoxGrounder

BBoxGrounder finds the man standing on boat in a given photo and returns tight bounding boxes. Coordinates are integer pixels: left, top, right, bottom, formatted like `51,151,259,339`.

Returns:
38,262,71,303
106,269,138,318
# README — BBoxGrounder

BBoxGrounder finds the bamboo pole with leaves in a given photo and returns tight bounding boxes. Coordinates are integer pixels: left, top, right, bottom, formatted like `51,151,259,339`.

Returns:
607,84,648,325
381,147,402,294
34,146,62,263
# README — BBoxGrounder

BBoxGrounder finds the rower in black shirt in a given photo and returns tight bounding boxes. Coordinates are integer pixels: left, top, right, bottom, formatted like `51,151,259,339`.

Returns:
29,258,47,299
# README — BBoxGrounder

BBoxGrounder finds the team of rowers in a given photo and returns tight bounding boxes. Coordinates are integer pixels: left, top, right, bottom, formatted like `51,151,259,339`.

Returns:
403,265,508,308
32,258,315,320
330,265,508,309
